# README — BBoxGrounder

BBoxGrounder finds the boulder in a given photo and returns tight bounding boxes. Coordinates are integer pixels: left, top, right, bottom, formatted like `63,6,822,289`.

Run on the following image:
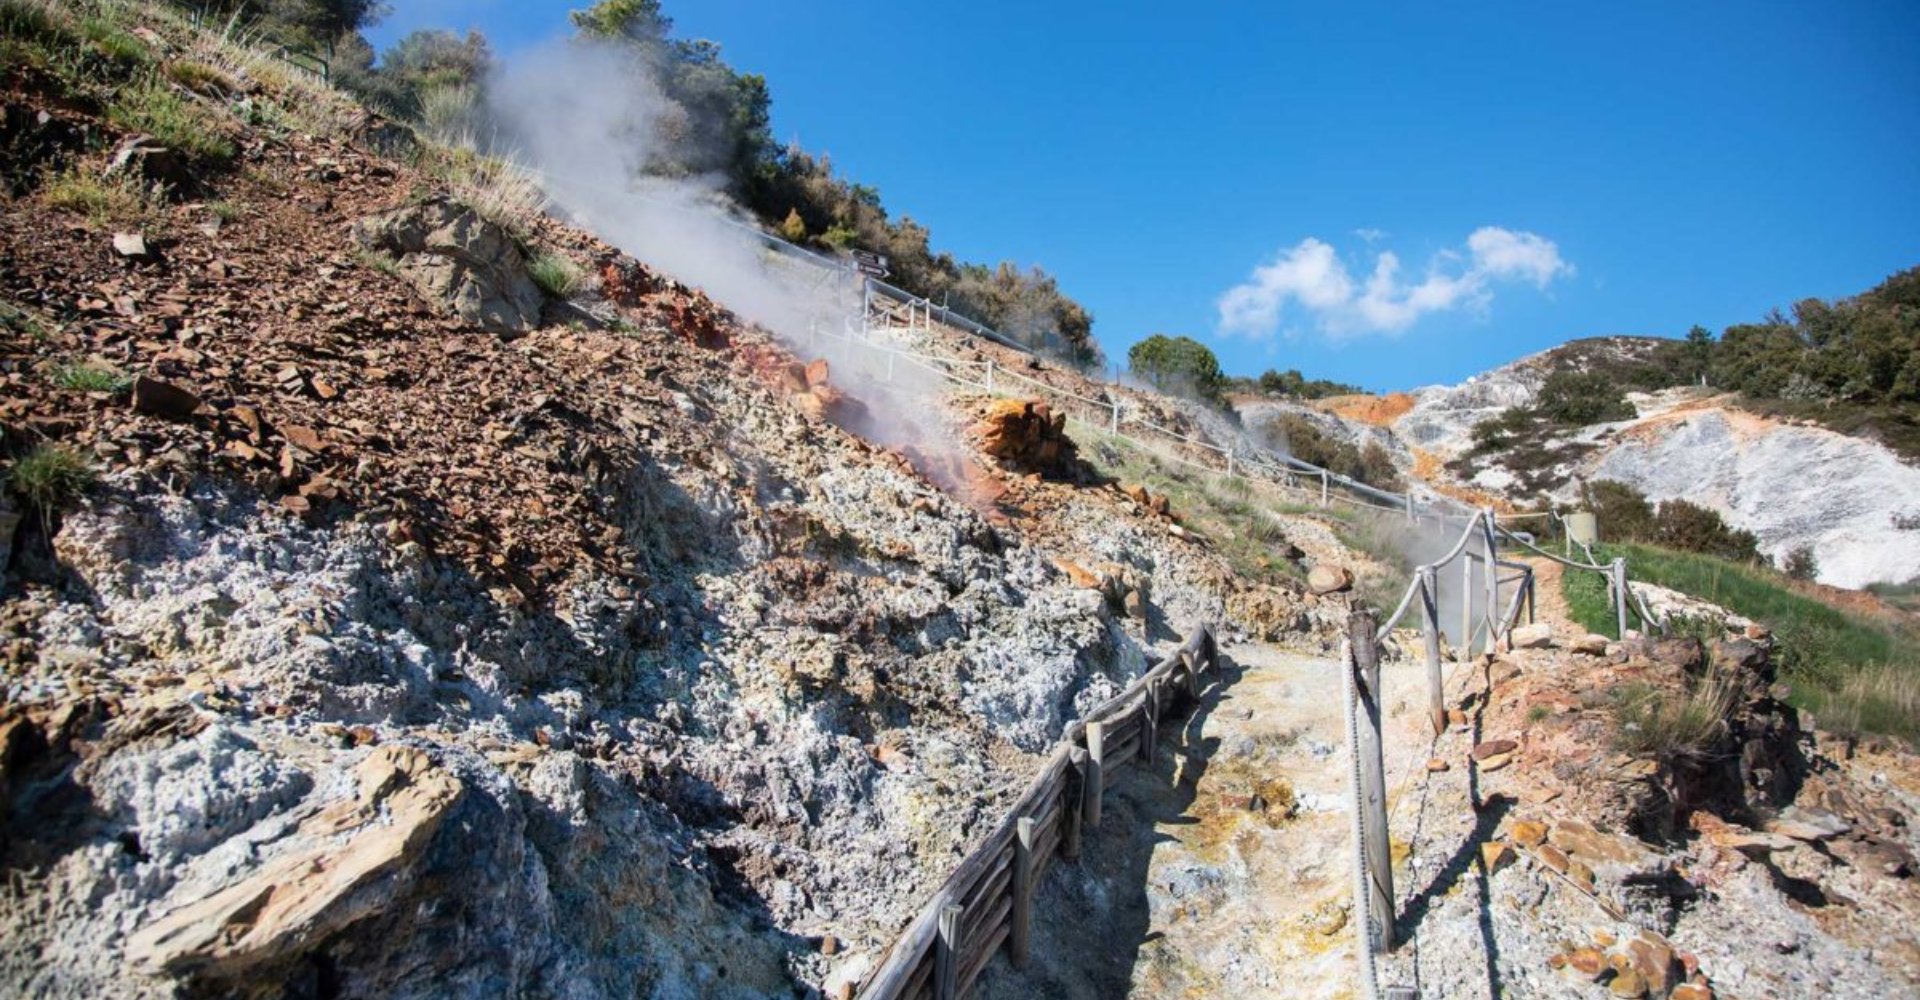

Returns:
106,133,194,189
1307,564,1353,595
352,197,544,336
127,746,463,978
969,398,1078,475
1569,633,1610,656
1509,622,1552,649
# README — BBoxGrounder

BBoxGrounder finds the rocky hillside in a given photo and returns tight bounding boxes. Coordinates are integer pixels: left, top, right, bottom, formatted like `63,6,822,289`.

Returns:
0,5,1345,996
1235,337,1920,589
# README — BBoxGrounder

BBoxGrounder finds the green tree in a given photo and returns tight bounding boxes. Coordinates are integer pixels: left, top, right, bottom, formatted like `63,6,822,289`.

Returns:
1536,370,1636,425
1128,335,1228,407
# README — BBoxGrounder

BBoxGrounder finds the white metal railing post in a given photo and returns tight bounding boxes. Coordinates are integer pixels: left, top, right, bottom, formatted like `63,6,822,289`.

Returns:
1109,401,1120,433
985,359,995,393
1460,556,1473,658
1321,470,1330,505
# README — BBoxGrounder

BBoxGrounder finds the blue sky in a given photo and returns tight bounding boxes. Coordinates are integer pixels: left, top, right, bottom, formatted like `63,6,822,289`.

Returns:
370,1,1920,391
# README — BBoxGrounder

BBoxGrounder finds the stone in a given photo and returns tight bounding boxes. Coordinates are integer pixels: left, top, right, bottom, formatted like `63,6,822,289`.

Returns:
1479,751,1515,772
1567,946,1607,979
1055,559,1101,590
106,134,194,189
131,376,201,420
1510,819,1548,848
351,197,544,336
112,232,149,258
1307,564,1353,595
1570,633,1610,655
1671,985,1713,1000
1481,840,1516,874
1123,588,1147,620
1509,622,1552,648
127,747,462,977
1628,931,1678,995
1537,844,1571,873
1426,757,1450,773
1568,859,1595,889
1763,806,1849,842
1471,739,1518,760
970,398,1077,473
1609,968,1648,998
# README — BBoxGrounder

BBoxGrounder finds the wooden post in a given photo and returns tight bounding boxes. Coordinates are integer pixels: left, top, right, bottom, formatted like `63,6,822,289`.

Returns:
1181,650,1200,702
1482,510,1500,645
1062,749,1085,860
1416,567,1445,735
984,359,996,393
1612,558,1629,640
1459,555,1474,659
1110,401,1120,433
1525,570,1536,624
935,902,961,999
1011,817,1035,969
1344,611,1395,955
1083,722,1105,830
1321,470,1330,505
1142,681,1159,766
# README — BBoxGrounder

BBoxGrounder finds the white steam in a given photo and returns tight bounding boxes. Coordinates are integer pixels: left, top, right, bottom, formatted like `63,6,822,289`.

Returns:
485,41,960,458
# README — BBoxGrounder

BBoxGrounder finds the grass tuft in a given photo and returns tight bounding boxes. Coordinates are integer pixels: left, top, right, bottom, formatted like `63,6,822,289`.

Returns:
6,445,96,514
106,80,236,165
527,252,584,298
163,58,235,96
49,360,131,394
40,163,161,224
1610,666,1740,762
353,248,403,277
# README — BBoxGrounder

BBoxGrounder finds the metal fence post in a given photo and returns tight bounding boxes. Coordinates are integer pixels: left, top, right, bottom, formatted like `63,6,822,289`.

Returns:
985,359,996,393
1344,611,1394,957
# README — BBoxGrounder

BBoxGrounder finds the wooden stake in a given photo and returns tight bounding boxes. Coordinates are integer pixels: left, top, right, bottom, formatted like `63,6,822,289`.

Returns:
1142,681,1160,766
1346,611,1395,954
1416,568,1445,735
935,903,961,999
1062,749,1085,860
1012,817,1035,969
1084,722,1106,830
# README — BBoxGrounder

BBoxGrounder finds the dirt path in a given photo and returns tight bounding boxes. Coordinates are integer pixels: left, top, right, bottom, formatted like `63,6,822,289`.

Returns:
1521,555,1577,630
976,640,1485,999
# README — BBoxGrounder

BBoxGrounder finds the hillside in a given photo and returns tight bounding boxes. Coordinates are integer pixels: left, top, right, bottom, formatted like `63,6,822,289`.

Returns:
3,4,1919,1000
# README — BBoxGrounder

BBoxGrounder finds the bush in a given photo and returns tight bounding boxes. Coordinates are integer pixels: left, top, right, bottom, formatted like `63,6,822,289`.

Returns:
6,445,96,514
1260,414,1405,492
527,252,584,298
1536,370,1636,425
1582,479,1655,544
1650,498,1760,563
1781,544,1819,581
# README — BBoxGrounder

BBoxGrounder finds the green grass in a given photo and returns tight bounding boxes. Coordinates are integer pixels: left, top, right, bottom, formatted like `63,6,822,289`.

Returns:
353,248,403,277
162,58,234,96
106,81,235,165
40,164,160,224
79,15,151,67
49,360,130,394
527,251,584,298
1564,540,1919,743
5,445,96,514
207,199,243,223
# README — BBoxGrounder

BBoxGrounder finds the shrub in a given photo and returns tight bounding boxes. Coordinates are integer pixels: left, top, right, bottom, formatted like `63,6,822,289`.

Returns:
1781,544,1819,582
527,252,584,298
353,248,402,276
778,206,806,242
1650,498,1759,563
6,445,96,514
106,82,236,165
49,361,130,394
1536,370,1636,425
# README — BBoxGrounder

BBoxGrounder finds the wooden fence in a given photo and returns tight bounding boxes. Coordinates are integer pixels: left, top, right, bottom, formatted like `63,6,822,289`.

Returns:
851,624,1220,1000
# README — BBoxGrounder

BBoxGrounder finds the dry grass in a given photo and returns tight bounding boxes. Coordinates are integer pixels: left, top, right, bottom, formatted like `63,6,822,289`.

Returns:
1610,665,1741,762
40,163,163,225
528,252,587,298
417,139,548,236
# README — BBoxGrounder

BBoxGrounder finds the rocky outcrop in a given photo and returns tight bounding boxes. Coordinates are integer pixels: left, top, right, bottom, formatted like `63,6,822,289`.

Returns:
352,197,544,336
968,397,1079,477
128,746,462,981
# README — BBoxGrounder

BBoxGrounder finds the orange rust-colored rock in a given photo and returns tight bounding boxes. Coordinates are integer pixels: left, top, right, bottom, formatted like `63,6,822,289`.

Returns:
969,398,1078,477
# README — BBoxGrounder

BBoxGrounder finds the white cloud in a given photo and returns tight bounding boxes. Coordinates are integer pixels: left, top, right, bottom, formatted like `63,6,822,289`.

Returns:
1353,227,1388,243
1216,226,1573,339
